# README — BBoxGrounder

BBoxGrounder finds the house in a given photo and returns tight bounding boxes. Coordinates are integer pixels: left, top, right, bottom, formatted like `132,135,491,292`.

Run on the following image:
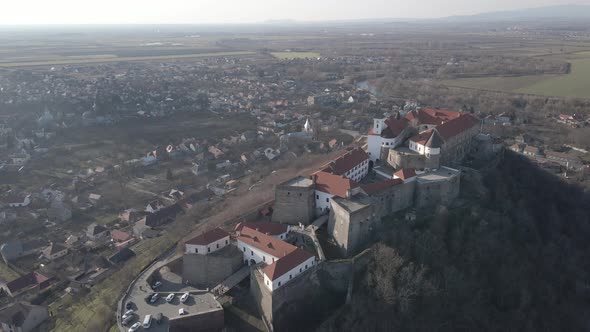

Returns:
236,226,315,291
64,235,81,248
0,240,45,264
41,242,68,260
523,145,541,157
168,189,184,200
0,302,49,332
86,223,109,240
509,143,524,153
393,168,417,183
319,147,370,182
88,193,101,205
118,209,142,223
367,115,412,161
545,150,582,169
1,272,54,297
235,222,290,240
184,228,230,255
145,200,165,214
144,203,183,227
111,229,135,249
5,195,31,208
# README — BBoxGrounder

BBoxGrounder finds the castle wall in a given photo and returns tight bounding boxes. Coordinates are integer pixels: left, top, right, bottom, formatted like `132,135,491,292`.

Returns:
327,202,352,254
440,126,479,165
388,149,426,170
272,182,315,225
182,245,243,288
415,172,461,208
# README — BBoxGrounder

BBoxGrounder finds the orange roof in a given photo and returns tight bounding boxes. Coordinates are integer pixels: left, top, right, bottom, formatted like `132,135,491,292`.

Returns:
262,248,314,281
320,147,368,175
361,178,403,195
435,114,479,141
409,130,434,145
405,108,461,126
394,168,416,180
235,222,288,236
185,228,229,245
237,226,298,259
312,171,359,198
382,117,409,138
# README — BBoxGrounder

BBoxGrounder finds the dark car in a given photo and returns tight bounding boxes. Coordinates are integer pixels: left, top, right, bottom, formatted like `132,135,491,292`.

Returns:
145,293,155,303
126,301,135,310
155,312,163,325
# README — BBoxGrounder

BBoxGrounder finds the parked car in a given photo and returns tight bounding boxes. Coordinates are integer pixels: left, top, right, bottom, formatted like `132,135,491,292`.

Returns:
155,312,163,325
165,293,175,303
150,293,160,303
122,309,134,318
152,281,162,289
128,322,141,332
125,301,135,310
122,315,134,326
178,308,186,316
145,293,155,303
180,292,190,303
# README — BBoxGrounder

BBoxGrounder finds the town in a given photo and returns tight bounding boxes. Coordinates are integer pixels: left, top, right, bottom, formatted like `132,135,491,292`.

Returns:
1,11,590,332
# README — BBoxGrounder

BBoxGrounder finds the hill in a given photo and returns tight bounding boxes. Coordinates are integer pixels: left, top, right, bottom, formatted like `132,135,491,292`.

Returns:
316,151,590,332
441,4,590,22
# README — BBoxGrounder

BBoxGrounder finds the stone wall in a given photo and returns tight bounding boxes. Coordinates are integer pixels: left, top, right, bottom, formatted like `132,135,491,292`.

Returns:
388,149,426,170
168,307,224,332
272,182,315,225
415,173,460,208
182,245,243,288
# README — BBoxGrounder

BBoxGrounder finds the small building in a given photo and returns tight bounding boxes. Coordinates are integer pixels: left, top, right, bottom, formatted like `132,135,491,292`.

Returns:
87,223,109,241
145,200,165,214
184,228,230,255
1,272,54,297
41,242,68,260
235,222,290,240
111,229,135,249
523,145,541,157
0,302,49,332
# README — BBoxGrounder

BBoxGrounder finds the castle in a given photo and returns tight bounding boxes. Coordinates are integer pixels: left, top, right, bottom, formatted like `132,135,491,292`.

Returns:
273,108,481,255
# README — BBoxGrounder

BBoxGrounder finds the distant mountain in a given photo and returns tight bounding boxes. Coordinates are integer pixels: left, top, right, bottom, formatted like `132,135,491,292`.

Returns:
441,4,590,22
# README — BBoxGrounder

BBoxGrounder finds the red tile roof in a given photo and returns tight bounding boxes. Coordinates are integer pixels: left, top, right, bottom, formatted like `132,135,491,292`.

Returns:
237,226,298,259
382,117,409,138
405,108,462,126
5,272,52,294
235,222,288,236
320,147,368,175
312,171,359,198
262,248,314,281
409,130,434,145
361,178,403,195
434,114,480,141
111,229,133,243
185,228,229,246
394,168,416,180
423,108,462,122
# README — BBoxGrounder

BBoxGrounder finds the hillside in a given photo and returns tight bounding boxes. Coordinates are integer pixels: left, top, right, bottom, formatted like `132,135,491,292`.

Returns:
316,151,590,332
442,4,590,22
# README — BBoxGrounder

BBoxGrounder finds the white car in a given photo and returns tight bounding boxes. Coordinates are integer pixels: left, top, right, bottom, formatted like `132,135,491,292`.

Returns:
128,322,141,332
122,315,134,326
165,293,175,303
180,292,190,303
122,309,134,318
150,293,160,303
152,281,162,289
178,308,186,316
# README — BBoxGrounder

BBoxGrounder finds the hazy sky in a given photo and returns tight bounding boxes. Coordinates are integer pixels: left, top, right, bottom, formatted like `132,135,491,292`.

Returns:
1,0,588,24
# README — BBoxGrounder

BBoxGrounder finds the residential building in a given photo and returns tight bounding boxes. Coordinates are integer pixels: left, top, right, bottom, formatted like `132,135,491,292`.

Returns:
0,302,48,332
184,228,230,255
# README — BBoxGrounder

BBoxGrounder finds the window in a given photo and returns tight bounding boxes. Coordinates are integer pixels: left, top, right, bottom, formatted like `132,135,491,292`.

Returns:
289,274,292,279
326,198,329,203
243,247,246,252
208,247,211,253
305,265,308,269
299,193,302,196
287,192,290,196
299,268,302,272
195,248,198,253
266,280,269,285
278,281,281,286
251,250,254,256
263,256,266,262
316,195,319,199
225,240,228,245
216,243,219,249
272,257,275,262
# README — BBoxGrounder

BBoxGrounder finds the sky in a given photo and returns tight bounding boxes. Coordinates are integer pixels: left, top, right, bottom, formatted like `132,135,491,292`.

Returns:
0,0,588,24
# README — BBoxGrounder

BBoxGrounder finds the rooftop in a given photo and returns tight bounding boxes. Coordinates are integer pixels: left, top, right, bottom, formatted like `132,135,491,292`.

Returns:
185,228,230,246
332,194,372,213
235,222,289,236
237,226,298,259
416,167,460,182
282,176,314,188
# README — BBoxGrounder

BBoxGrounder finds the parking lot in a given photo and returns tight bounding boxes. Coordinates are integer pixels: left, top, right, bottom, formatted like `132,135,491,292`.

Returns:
119,256,220,332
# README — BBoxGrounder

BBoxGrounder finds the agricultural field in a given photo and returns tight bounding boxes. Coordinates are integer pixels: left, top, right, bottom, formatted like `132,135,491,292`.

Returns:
440,52,590,99
271,51,320,59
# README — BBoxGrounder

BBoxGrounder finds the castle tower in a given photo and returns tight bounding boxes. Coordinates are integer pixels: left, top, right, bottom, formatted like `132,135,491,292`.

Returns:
373,118,385,135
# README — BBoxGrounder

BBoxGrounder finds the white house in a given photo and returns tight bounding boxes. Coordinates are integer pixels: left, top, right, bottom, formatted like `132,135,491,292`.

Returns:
184,228,230,255
367,116,410,162
408,129,442,157
145,200,165,214
41,243,68,260
7,195,31,208
235,222,290,240
236,226,315,291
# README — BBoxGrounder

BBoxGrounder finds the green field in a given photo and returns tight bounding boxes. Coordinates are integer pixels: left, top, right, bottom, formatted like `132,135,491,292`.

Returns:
271,52,320,59
441,57,590,99
0,51,256,68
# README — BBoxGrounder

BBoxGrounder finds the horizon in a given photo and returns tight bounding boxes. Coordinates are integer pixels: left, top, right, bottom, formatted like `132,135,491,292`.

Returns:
0,1,588,25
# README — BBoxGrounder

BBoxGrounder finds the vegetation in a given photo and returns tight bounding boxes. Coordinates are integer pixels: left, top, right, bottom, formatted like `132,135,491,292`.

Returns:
441,55,590,98
317,152,590,332
271,52,321,59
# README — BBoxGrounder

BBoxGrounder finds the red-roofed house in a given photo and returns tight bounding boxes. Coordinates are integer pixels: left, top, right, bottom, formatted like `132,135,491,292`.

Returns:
185,228,230,255
368,115,412,161
235,222,290,240
236,226,315,291
312,171,361,213
393,168,417,183
111,229,136,249
1,272,54,297
320,147,369,182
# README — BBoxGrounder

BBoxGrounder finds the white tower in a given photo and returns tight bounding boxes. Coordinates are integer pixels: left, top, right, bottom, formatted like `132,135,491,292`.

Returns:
373,118,385,135
304,118,312,133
